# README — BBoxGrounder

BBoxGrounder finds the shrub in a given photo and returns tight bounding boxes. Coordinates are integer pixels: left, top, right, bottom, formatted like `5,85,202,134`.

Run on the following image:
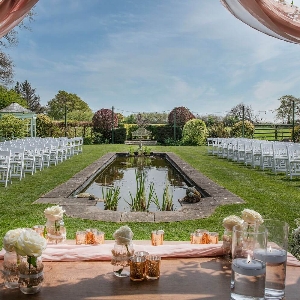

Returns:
92,108,118,141
208,122,230,138
168,107,195,128
182,119,208,146
36,114,55,137
113,128,127,144
0,114,28,139
230,120,254,138
152,125,182,144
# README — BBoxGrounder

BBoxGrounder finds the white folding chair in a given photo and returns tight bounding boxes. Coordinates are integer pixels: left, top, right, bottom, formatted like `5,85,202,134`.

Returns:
287,144,300,179
0,150,12,187
272,143,289,175
9,147,25,180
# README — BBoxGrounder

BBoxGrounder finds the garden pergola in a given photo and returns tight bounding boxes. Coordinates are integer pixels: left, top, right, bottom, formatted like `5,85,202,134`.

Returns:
0,102,37,137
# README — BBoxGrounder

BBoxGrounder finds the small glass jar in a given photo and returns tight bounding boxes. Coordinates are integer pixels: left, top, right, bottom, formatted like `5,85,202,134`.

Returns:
18,255,44,294
2,250,20,289
111,242,134,277
222,229,232,258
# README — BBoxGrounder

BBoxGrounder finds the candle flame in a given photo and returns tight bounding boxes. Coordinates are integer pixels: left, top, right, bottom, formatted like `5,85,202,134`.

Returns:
268,246,272,252
247,254,251,263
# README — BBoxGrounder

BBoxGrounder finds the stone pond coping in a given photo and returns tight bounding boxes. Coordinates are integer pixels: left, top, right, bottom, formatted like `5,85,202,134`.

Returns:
34,152,244,222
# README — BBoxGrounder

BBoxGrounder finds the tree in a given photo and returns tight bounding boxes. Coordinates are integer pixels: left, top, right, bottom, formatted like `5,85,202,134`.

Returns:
225,103,254,123
46,90,92,120
0,10,36,86
275,95,300,124
168,107,195,128
0,85,27,110
14,80,44,113
230,120,255,138
92,108,118,142
67,110,93,122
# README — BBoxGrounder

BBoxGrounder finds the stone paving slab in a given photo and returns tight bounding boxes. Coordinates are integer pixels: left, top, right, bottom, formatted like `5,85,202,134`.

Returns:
34,152,244,222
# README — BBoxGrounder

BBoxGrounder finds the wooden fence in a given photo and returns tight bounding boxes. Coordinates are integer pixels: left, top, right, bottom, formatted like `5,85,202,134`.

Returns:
253,124,293,141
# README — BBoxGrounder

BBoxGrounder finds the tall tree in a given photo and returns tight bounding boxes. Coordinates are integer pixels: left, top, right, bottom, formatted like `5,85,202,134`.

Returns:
225,103,254,123
168,106,195,128
14,80,43,113
46,90,92,120
0,85,27,110
275,95,300,123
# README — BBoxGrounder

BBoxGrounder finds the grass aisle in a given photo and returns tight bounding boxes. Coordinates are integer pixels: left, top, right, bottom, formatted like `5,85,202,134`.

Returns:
0,145,299,251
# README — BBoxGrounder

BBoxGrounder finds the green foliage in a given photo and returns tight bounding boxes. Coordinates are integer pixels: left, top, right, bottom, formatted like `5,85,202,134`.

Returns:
36,114,55,137
293,125,300,142
230,120,255,138
208,122,229,138
0,114,28,139
67,110,93,122
113,127,126,144
102,186,121,211
152,125,182,144
276,95,300,124
153,183,174,211
46,90,92,120
0,86,27,110
182,119,208,146
83,137,93,145
168,106,195,128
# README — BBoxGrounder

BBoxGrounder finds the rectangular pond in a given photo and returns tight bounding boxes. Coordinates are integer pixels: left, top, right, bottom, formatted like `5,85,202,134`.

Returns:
81,154,203,212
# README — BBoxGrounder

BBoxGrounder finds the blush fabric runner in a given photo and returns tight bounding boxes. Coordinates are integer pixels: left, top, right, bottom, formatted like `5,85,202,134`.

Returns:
1,240,300,266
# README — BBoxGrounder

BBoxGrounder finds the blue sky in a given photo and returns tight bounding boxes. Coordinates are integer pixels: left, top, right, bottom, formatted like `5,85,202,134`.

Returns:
5,0,300,121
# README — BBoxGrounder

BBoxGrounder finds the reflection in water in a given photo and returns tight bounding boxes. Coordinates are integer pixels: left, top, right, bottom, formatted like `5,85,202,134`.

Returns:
84,156,190,212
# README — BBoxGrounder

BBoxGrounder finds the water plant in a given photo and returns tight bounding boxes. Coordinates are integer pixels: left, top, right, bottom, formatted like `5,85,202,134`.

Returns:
102,186,121,211
152,182,174,211
126,171,154,211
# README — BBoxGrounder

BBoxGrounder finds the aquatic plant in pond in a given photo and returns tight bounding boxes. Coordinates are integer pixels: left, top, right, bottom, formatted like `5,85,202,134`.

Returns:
84,155,191,212
102,185,121,211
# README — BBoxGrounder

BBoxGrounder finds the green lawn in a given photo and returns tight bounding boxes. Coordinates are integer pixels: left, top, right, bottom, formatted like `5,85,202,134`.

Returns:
1,144,299,252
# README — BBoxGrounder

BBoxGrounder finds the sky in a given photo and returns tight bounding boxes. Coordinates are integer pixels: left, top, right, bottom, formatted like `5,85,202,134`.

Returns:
5,0,300,122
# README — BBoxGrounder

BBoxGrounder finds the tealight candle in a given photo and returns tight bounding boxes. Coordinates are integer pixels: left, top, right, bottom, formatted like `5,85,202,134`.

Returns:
254,246,287,264
232,255,266,276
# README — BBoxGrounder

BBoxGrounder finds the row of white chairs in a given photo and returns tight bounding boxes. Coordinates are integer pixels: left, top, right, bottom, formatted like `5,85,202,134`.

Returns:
207,137,300,179
0,137,83,187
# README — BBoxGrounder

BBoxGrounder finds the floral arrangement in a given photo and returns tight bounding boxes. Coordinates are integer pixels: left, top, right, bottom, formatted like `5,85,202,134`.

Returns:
111,225,134,276
290,219,300,261
3,228,25,252
44,205,66,244
222,215,244,231
241,208,264,225
113,225,133,246
15,229,47,293
44,205,65,221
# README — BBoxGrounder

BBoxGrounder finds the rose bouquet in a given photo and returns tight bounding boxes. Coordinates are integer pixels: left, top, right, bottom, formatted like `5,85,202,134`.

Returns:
15,229,47,294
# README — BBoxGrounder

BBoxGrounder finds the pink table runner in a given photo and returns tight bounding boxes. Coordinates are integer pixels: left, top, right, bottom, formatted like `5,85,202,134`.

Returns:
1,240,300,266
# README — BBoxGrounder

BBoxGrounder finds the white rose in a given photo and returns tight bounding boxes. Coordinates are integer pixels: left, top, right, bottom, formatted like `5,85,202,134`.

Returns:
44,205,65,221
15,229,47,257
241,209,263,225
222,215,244,231
113,225,133,245
3,228,25,252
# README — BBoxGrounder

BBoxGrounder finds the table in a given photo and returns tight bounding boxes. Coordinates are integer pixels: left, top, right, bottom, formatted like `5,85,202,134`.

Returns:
1,256,300,300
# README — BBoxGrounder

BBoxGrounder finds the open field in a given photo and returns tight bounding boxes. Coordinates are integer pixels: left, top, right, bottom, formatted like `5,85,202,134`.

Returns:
1,144,299,251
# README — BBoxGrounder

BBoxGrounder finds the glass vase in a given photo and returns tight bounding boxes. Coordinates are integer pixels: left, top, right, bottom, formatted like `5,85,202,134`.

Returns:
111,242,134,277
222,229,232,259
18,255,44,294
2,250,20,289
45,218,66,244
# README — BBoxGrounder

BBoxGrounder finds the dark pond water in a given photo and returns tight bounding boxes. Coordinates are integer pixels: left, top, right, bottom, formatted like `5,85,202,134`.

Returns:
83,155,190,212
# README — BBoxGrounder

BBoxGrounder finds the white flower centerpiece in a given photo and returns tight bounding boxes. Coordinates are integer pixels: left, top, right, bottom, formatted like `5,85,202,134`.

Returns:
222,215,244,258
44,205,66,244
15,229,47,294
1,228,25,289
111,225,134,277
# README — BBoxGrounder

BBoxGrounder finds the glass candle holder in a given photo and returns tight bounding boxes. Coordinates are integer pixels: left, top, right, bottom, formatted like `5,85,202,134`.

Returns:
32,225,45,238
254,219,289,299
76,230,87,245
191,229,209,244
231,223,267,300
130,256,146,281
94,231,105,244
145,255,161,280
209,232,219,244
151,230,164,246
